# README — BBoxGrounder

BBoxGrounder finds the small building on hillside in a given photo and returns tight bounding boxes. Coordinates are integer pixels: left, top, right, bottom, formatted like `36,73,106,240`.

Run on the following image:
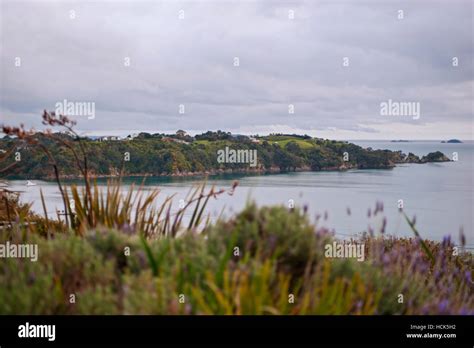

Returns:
98,136,121,142
249,137,260,144
176,130,187,138
124,133,138,141
162,137,190,145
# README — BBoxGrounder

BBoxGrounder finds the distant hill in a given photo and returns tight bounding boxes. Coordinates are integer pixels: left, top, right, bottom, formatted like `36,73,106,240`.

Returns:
0,133,452,179
441,139,463,143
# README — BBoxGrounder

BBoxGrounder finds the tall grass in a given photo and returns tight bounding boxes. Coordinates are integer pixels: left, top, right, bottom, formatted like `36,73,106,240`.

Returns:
62,180,236,238
2,112,237,239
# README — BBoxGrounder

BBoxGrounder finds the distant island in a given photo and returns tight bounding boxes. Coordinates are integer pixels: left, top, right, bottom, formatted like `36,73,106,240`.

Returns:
0,131,451,180
391,140,410,143
441,139,463,143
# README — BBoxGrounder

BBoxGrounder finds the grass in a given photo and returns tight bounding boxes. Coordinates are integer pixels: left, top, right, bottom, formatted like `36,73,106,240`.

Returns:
261,135,315,149
194,140,211,145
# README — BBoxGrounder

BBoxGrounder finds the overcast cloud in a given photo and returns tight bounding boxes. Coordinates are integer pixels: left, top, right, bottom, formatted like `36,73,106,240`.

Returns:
0,0,473,139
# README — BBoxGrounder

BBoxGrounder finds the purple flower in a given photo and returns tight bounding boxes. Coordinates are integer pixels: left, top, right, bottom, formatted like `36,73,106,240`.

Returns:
459,307,474,315
438,300,449,313
120,223,135,235
374,201,384,215
459,229,466,247
368,226,374,237
421,305,430,315
465,271,472,284
419,263,428,273
442,235,451,248
381,217,387,234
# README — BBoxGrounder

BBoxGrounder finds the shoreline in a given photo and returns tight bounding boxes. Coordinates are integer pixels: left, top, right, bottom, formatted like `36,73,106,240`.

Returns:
5,158,450,181
2,164,390,181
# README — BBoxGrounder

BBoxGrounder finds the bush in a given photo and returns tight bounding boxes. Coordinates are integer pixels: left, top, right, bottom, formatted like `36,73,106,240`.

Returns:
0,204,472,315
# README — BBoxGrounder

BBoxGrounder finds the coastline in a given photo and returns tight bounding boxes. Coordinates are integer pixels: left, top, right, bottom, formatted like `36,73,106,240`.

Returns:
2,162,386,180
8,157,451,181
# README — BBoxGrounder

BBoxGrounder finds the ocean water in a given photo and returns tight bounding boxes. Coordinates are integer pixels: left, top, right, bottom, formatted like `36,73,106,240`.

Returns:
5,141,473,245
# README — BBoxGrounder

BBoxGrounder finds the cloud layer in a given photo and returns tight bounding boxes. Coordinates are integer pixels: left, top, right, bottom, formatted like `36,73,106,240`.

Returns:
1,0,473,139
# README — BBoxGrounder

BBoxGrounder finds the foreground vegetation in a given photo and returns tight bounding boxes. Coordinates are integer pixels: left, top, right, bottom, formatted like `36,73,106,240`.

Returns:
0,112,470,315
0,188,472,315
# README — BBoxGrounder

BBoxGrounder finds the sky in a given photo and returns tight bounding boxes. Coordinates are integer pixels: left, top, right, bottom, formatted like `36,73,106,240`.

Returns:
0,0,473,140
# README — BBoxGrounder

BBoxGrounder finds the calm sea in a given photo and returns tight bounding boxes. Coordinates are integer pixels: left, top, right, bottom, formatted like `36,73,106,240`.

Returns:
6,141,473,245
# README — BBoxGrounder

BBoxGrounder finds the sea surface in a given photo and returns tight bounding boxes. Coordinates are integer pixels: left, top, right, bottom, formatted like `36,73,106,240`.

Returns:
5,141,473,245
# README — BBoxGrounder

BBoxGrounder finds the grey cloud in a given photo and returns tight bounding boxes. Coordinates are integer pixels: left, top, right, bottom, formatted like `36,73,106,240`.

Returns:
0,0,472,139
